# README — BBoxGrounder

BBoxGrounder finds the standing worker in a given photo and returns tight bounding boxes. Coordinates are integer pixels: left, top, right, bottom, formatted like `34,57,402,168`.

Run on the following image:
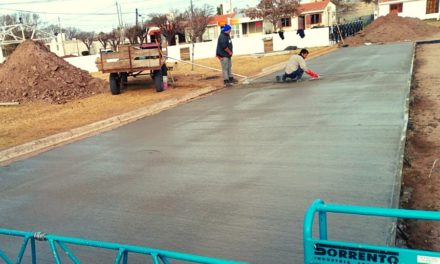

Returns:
216,24,236,87
276,49,319,82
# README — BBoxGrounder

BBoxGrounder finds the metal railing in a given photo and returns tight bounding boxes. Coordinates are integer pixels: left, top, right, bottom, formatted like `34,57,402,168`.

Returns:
0,229,246,264
303,199,440,264
329,20,364,43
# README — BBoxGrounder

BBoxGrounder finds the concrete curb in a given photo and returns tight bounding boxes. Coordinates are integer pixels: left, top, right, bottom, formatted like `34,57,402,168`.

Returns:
0,86,222,166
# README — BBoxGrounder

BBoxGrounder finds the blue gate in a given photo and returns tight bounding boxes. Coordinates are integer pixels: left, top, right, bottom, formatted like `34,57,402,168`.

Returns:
304,199,440,264
0,228,246,264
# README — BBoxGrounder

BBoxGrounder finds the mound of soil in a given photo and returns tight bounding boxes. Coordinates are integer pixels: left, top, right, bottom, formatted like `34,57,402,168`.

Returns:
345,14,440,46
0,40,107,104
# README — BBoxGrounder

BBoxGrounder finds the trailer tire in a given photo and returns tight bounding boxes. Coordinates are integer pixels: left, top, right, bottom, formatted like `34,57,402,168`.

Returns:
120,72,128,89
109,73,121,95
153,69,163,92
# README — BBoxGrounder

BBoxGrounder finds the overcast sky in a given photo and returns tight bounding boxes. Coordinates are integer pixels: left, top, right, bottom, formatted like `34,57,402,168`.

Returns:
0,0,260,32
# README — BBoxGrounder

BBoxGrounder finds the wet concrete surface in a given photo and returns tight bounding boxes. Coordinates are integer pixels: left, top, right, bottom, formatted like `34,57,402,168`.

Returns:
0,42,414,263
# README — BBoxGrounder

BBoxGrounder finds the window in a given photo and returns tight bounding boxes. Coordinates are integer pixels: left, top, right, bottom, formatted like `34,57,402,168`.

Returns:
231,24,240,38
242,23,248,35
281,18,291,27
390,3,403,13
310,14,321,24
247,21,263,34
426,0,439,14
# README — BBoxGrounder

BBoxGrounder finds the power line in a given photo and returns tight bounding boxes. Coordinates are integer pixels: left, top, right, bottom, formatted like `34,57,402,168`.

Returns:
0,0,72,5
0,7,134,15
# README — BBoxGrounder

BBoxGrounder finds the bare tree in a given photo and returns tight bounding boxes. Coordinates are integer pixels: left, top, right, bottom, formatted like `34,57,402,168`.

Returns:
125,25,147,44
97,32,110,49
243,0,300,33
147,10,185,46
331,0,355,15
75,31,95,52
108,29,121,51
64,27,80,40
183,4,213,43
181,4,213,70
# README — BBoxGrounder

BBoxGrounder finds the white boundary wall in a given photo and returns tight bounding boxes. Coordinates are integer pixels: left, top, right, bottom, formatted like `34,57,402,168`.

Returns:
65,54,99,73
167,27,330,61
64,27,330,72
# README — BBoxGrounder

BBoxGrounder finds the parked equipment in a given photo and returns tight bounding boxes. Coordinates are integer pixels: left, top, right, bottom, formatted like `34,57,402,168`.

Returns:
95,42,167,95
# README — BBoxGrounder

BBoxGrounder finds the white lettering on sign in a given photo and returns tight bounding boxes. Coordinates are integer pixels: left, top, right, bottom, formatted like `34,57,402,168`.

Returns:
418,255,440,264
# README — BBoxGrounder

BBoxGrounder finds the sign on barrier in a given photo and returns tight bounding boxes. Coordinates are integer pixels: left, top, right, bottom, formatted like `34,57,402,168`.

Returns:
303,199,440,264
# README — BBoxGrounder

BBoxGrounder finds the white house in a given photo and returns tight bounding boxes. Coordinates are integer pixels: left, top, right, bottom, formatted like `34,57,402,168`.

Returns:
201,0,336,42
294,0,337,29
378,0,440,19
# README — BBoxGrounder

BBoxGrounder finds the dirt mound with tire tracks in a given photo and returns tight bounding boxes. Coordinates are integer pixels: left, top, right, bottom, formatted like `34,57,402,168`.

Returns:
345,14,440,46
0,40,107,104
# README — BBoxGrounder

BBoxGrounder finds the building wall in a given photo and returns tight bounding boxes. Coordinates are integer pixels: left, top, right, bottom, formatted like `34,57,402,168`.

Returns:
378,0,440,19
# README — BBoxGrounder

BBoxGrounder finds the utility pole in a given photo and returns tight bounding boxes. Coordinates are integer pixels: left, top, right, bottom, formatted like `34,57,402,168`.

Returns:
136,8,138,27
116,2,121,27
119,3,124,43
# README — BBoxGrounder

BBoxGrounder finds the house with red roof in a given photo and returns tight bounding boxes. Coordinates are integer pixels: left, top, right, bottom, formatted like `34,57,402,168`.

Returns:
201,0,336,42
295,0,337,30
377,0,439,19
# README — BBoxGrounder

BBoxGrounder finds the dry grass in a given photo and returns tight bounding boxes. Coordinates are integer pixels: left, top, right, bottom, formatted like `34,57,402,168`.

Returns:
0,47,334,150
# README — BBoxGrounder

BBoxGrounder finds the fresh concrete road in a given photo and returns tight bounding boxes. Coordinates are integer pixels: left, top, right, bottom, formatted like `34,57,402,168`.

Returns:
0,42,413,263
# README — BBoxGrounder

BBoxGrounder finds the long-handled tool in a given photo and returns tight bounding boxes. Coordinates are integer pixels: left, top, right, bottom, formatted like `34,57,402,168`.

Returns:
165,55,250,84
335,24,349,47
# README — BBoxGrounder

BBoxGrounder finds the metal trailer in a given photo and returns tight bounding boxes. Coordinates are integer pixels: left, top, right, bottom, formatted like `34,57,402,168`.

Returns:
96,43,167,95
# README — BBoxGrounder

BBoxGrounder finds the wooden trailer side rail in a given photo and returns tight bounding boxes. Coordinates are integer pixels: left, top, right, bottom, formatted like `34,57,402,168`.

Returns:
96,45,163,73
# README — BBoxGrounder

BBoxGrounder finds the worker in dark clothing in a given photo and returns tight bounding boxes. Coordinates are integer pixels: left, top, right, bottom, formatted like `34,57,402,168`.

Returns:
216,24,236,86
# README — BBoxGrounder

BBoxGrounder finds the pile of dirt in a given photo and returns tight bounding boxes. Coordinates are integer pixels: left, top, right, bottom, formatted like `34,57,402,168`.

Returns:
0,40,107,104
345,14,440,46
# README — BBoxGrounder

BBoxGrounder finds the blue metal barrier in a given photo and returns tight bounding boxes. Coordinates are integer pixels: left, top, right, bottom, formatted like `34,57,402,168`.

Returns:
304,199,440,264
0,228,247,264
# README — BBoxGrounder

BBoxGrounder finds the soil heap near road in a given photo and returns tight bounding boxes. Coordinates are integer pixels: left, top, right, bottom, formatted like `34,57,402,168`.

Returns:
345,14,440,46
0,40,107,104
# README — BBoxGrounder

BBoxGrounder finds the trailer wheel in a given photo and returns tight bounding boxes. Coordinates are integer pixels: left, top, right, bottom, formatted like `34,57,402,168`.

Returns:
120,72,128,89
153,69,163,92
109,73,121,95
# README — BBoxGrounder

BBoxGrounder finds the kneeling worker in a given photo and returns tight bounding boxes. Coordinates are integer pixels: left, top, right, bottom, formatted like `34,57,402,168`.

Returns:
276,49,319,82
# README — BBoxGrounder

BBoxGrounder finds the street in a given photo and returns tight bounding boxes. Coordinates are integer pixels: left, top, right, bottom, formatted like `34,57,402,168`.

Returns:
0,42,413,263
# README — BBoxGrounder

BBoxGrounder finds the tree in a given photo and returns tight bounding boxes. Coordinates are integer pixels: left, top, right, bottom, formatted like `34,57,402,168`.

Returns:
147,10,186,46
181,4,213,70
183,4,213,44
125,25,146,44
108,29,122,51
74,31,95,52
331,0,355,15
64,27,80,40
243,0,300,33
97,32,110,49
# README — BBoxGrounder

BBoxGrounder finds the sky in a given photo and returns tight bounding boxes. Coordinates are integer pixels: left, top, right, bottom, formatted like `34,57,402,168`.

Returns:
0,0,260,32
